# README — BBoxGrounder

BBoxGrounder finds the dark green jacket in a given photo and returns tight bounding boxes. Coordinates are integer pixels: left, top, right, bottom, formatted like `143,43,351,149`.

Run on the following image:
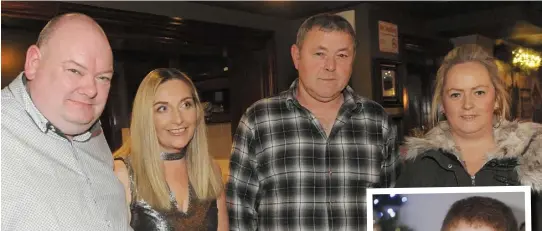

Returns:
396,120,542,230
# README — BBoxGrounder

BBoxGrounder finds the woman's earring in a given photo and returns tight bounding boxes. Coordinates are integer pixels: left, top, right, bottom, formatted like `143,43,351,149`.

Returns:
438,111,449,131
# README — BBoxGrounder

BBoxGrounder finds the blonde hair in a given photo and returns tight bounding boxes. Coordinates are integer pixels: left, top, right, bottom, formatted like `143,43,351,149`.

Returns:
429,44,510,129
129,68,223,211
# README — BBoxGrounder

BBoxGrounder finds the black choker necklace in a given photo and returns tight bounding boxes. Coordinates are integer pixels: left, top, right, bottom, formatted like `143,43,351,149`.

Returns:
160,149,187,161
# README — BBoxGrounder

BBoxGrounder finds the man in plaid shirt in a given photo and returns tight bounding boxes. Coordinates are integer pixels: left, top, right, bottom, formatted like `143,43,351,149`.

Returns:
226,13,400,231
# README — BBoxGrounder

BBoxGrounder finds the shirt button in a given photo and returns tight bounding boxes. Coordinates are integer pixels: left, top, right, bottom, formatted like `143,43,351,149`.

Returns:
329,169,332,175
448,164,453,169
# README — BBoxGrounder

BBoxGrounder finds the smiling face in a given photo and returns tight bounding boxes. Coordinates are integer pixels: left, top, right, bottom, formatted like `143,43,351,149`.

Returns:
442,61,497,137
291,27,355,103
153,79,198,153
25,15,113,136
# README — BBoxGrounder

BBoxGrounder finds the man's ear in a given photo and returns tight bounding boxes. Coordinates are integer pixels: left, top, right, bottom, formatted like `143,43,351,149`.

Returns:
24,45,42,80
291,44,301,70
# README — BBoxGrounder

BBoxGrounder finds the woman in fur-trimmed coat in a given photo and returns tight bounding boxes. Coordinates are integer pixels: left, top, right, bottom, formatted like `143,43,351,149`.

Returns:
397,120,542,189
396,120,542,229
395,44,542,230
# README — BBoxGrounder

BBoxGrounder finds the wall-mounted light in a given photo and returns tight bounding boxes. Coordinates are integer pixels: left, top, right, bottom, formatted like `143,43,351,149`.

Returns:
512,48,541,72
402,87,409,110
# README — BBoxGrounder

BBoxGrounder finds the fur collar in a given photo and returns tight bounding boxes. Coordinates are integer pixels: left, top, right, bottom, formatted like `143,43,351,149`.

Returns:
404,120,542,191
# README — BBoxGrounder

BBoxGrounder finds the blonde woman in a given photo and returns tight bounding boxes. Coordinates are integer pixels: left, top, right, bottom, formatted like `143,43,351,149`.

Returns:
395,44,542,229
114,68,228,231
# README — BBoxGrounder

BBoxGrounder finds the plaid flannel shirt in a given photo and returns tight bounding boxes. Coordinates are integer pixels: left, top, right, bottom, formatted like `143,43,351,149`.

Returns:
226,79,400,231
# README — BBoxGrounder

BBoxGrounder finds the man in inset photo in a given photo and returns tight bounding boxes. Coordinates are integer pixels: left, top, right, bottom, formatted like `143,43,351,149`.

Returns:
441,196,519,231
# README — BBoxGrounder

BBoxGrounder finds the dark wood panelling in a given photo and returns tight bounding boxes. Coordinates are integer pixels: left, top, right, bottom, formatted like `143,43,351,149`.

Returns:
2,1,277,151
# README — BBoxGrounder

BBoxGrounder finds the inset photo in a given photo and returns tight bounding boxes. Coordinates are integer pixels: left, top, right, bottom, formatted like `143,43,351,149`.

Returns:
367,186,531,231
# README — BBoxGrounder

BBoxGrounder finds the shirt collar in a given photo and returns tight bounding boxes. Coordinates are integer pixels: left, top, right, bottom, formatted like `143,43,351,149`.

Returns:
9,72,99,142
284,78,362,112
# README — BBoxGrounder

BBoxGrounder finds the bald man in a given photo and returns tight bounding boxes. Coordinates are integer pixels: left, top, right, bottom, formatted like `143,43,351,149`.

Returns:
2,13,132,231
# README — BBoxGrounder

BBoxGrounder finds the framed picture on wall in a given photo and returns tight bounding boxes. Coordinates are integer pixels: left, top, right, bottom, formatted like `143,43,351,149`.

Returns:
372,59,403,107
381,68,397,98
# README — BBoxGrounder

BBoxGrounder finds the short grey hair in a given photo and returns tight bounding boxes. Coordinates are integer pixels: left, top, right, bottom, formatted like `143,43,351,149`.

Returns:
296,13,357,50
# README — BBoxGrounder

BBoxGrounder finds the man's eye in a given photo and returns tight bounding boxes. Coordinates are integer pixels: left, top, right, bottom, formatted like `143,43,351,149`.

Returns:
68,69,82,75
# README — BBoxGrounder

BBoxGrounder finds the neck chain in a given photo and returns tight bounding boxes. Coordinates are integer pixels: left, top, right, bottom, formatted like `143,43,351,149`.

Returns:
160,149,187,161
